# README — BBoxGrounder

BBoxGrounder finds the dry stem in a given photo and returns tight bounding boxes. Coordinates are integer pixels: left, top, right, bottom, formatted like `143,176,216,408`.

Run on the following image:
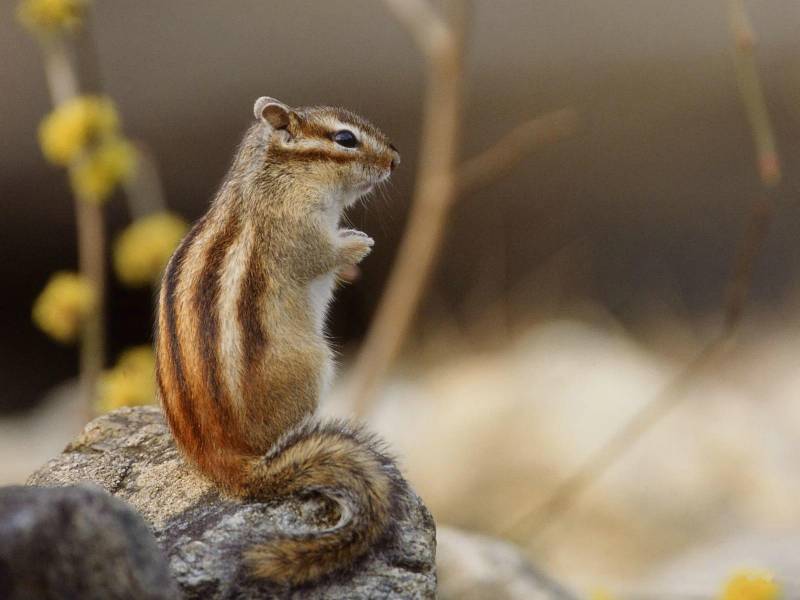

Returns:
501,0,779,545
459,108,580,193
349,0,467,416
350,0,576,415
42,37,105,421
123,143,168,219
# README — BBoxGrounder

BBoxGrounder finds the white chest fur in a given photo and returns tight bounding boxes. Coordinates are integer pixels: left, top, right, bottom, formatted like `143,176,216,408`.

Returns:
308,195,344,335
308,273,336,335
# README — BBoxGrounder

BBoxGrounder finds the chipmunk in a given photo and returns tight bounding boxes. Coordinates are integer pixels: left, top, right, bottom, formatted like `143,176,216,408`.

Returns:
155,97,405,585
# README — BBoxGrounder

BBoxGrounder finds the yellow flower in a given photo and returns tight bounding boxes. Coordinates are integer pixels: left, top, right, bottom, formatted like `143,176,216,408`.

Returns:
589,589,616,600
32,271,96,343
71,137,136,202
113,212,188,286
97,346,156,413
39,96,118,165
17,0,89,35
720,569,781,600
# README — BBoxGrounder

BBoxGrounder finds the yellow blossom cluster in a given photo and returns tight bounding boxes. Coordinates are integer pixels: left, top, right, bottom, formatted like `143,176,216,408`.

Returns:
39,96,118,165
38,95,135,202
114,212,189,286
32,271,96,343
17,0,89,35
97,346,156,413
720,569,781,600
71,137,136,202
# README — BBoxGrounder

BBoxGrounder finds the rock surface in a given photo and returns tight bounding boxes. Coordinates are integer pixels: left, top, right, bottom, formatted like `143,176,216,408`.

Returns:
436,526,578,600
27,406,437,599
0,484,177,600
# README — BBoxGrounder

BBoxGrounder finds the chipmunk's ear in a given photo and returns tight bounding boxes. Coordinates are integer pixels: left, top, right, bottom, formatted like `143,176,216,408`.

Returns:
254,97,291,129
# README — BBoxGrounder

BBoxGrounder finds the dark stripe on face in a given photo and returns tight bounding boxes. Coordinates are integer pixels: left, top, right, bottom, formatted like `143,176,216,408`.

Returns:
268,146,378,166
161,217,207,446
194,212,240,432
297,121,333,141
238,229,269,387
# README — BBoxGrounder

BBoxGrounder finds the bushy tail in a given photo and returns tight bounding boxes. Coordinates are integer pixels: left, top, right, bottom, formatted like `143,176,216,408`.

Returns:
242,419,407,585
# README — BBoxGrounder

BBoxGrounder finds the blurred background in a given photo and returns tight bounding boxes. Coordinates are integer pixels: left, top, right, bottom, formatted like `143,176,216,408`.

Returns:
3,0,800,596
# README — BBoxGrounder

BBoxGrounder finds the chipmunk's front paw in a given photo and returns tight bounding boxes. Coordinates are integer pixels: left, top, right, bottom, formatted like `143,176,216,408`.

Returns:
337,229,374,265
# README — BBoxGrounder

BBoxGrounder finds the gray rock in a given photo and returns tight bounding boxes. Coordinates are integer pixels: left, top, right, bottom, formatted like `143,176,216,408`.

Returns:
0,484,178,600
436,527,578,600
27,406,436,599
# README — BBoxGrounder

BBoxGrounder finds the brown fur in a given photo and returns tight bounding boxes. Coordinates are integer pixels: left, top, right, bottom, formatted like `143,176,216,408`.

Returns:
155,98,405,583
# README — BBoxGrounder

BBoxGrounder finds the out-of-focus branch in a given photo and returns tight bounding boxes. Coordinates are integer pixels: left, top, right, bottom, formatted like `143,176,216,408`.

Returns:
723,0,779,326
123,143,167,219
729,0,780,187
723,193,772,331
73,188,105,421
78,11,165,222
381,0,452,56
350,0,576,415
499,0,779,545
499,335,731,542
42,38,105,422
42,38,79,103
349,0,467,417
459,108,579,194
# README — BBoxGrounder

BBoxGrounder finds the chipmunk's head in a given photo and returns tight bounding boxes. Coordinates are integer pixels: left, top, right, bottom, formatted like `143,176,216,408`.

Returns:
253,97,400,205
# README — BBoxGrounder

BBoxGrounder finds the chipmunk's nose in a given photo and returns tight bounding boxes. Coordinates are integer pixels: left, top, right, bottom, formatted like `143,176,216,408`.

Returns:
389,143,400,171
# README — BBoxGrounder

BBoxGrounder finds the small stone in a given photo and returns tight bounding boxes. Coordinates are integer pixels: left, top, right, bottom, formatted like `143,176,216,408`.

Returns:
0,484,178,600
436,526,577,600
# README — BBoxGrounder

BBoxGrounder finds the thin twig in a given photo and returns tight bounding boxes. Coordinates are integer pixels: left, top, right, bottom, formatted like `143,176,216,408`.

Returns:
123,142,168,219
459,108,580,193
349,0,576,415
73,190,105,421
723,193,773,330
349,0,467,417
500,0,779,544
381,0,452,56
42,37,105,422
42,37,79,103
729,0,780,187
504,193,776,544
80,8,166,221
499,334,732,540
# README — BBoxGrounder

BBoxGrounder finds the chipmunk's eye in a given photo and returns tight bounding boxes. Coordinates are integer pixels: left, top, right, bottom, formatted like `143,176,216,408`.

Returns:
332,130,359,148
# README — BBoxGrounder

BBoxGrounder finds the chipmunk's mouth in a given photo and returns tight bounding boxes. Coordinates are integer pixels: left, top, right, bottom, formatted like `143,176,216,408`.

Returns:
357,183,376,200
340,181,374,207
359,173,387,194
344,169,390,205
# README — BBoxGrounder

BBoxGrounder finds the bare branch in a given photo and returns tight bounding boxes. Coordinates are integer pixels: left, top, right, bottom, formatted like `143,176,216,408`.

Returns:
350,0,577,416
349,1,469,416
123,142,168,219
728,0,780,187
381,0,453,57
499,0,780,546
499,334,732,541
42,38,79,103
505,191,775,545
723,193,773,331
40,38,105,422
458,108,579,193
